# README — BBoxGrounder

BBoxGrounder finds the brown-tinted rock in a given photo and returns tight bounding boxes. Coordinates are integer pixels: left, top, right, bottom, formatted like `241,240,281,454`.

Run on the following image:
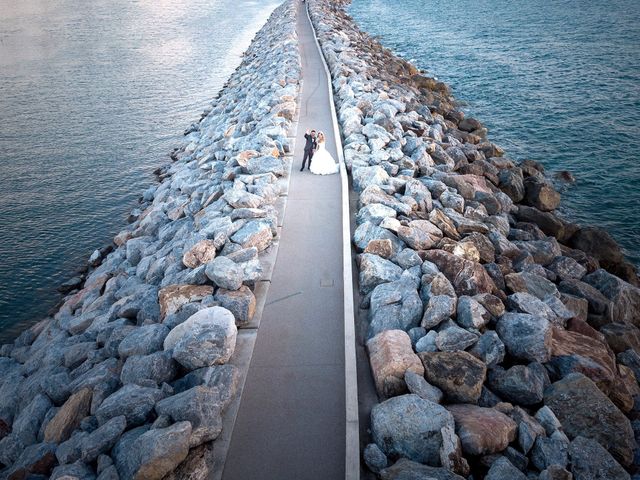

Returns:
543,373,635,467
548,326,616,392
600,323,640,354
44,387,92,443
419,351,486,403
364,239,394,259
523,177,561,212
367,330,424,398
158,284,214,320
447,404,517,456
182,240,217,269
425,250,496,296
570,227,625,268
516,206,564,238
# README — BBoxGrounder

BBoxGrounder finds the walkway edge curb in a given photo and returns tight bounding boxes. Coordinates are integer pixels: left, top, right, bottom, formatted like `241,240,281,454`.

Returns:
305,4,360,480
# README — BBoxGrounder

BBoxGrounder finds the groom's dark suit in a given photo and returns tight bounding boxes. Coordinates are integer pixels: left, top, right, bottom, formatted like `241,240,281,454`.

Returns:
300,133,317,171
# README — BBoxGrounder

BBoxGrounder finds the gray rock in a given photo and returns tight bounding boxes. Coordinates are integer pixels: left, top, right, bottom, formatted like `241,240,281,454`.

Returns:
548,256,587,282
469,331,505,367
531,436,568,471
415,330,438,353
435,321,479,351
363,443,388,474
205,256,243,290
359,253,403,295
230,220,272,252
56,430,88,464
371,394,455,465
112,425,150,480
544,373,635,466
121,351,177,386
95,384,164,427
64,341,98,369
485,457,527,480
507,292,558,323
51,461,96,480
130,421,191,480
535,406,563,436
81,415,127,463
214,286,256,325
118,324,169,359
569,435,630,480
12,393,53,446
558,279,610,316
505,271,559,300
421,294,456,329
356,203,397,226
407,327,427,347
584,268,640,327
170,364,239,408
487,364,546,405
41,370,72,405
496,312,552,362
0,434,24,466
368,280,423,338
512,238,561,266
155,386,223,447
456,296,489,329
404,370,443,403
165,307,237,370
379,458,465,480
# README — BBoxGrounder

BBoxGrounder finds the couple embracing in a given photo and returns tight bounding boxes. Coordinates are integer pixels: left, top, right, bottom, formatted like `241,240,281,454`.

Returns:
300,129,339,175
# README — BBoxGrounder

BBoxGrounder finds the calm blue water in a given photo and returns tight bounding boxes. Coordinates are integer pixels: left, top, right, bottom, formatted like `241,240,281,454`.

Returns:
350,0,640,266
0,0,280,340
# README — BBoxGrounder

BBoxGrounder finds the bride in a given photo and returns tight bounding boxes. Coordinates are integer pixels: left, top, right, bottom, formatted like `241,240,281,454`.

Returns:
310,131,339,175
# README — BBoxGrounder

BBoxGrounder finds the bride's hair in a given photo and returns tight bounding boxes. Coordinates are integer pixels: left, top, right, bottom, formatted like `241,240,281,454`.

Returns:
317,132,325,143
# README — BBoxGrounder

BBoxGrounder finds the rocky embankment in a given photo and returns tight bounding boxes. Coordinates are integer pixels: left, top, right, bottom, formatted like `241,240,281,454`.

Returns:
0,2,300,479
308,0,640,478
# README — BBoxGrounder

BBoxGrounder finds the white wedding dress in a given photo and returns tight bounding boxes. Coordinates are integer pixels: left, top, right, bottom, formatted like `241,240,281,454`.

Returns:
310,141,339,175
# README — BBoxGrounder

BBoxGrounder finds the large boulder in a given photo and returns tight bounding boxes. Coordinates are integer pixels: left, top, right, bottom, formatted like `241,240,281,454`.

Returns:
397,220,442,250
81,415,127,463
446,404,517,456
371,394,455,466
95,384,164,427
368,280,423,338
419,351,486,403
155,386,223,447
584,269,640,327
367,330,425,398
496,313,552,362
12,394,52,446
205,257,243,290
487,364,546,405
544,373,635,466
568,436,630,480
164,307,237,370
425,250,496,296
359,253,403,295
131,422,192,480
214,286,256,326
379,458,466,480
230,220,273,252
121,351,177,386
118,324,169,359
570,227,625,268
548,326,616,392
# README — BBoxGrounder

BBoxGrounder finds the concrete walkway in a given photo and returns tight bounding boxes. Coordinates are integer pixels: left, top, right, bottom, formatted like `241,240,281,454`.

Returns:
221,3,346,479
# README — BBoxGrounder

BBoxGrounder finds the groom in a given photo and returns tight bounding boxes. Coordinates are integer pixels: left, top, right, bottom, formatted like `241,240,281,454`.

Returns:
300,129,317,171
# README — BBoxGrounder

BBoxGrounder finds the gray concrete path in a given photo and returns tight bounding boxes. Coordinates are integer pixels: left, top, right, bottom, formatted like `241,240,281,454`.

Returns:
221,2,346,479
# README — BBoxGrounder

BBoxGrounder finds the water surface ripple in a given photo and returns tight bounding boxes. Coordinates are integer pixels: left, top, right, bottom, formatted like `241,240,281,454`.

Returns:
350,0,640,266
0,0,280,339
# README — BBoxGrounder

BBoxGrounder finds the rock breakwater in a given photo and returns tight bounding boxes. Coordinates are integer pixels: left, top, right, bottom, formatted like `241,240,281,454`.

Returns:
308,0,640,478
0,1,301,478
